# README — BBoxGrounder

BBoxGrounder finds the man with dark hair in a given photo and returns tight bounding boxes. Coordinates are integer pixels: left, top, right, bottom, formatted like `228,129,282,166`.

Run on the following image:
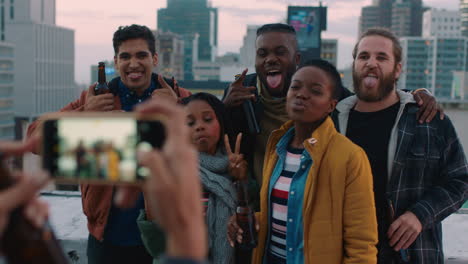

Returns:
223,23,441,190
334,27,468,263
113,24,156,56
27,24,191,264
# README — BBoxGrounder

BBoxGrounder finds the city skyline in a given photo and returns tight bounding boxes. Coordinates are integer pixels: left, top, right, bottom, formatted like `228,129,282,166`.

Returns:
56,0,458,84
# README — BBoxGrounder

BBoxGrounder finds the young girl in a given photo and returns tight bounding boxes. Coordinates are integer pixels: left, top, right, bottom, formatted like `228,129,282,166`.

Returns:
138,92,246,264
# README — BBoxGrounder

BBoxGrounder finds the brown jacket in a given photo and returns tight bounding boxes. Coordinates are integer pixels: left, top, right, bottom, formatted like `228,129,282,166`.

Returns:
27,76,191,241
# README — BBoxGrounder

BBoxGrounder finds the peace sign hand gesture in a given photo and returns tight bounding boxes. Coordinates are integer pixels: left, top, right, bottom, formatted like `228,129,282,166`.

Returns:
224,133,248,181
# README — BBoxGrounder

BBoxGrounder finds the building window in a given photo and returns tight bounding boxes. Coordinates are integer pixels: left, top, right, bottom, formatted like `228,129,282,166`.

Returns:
1,6,4,37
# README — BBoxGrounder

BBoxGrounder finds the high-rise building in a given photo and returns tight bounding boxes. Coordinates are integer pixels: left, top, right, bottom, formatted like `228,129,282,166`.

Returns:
0,0,56,40
240,25,260,70
359,0,393,37
460,0,468,37
359,0,422,37
451,71,468,100
423,9,461,38
1,0,76,138
359,5,380,37
182,33,199,81
157,0,217,62
391,0,423,37
399,37,468,99
321,39,338,66
0,42,15,140
154,30,184,81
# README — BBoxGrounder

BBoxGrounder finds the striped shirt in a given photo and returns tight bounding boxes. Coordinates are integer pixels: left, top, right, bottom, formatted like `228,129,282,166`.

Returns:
268,147,302,263
201,189,210,216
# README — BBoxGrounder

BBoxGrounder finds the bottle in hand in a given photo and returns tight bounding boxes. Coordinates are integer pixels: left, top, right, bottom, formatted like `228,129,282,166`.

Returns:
235,180,257,250
0,159,69,264
95,62,110,95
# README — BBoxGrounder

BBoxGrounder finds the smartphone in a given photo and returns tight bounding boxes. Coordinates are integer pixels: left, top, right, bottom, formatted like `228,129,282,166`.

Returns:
42,112,165,185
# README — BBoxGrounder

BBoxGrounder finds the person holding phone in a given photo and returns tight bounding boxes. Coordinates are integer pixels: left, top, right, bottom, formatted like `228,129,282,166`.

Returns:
26,24,191,264
0,101,209,264
0,138,49,240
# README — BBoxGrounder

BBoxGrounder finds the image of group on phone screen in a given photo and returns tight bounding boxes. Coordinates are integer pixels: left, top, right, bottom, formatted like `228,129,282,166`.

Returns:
0,21,466,264
70,139,124,180
56,118,138,182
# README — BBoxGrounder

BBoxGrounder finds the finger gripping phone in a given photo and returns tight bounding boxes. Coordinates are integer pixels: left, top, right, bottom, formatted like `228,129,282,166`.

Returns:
42,112,165,185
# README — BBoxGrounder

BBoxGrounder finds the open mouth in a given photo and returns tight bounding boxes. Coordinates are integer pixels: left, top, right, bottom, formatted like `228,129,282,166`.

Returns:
266,70,283,90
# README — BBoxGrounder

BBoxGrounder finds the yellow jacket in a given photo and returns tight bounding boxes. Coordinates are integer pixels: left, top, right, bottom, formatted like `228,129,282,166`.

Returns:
252,117,378,263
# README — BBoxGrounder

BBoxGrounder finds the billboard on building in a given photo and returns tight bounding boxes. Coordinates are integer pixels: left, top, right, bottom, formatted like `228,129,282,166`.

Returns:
287,6,327,50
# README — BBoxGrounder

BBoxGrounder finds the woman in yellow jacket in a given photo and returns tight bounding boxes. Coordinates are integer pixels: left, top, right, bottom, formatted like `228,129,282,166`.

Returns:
229,59,378,263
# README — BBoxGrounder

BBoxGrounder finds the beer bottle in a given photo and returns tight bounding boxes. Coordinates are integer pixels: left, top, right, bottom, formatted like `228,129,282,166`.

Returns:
235,180,257,250
234,74,260,134
95,62,110,95
0,158,69,264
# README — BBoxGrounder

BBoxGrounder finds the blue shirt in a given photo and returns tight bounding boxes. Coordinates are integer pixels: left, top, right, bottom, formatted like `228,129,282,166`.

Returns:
265,127,312,264
117,79,156,112
103,80,155,246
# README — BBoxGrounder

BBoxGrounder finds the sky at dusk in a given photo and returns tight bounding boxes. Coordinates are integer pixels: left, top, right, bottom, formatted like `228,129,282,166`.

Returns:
55,0,459,84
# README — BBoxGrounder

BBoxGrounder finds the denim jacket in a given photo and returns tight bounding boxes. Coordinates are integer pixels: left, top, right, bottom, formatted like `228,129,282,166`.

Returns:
264,127,312,264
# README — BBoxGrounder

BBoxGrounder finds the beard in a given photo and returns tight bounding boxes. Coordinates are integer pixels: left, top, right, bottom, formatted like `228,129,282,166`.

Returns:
353,67,397,102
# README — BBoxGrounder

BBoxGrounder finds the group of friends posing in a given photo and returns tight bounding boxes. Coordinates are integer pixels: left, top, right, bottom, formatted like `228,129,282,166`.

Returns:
26,23,468,264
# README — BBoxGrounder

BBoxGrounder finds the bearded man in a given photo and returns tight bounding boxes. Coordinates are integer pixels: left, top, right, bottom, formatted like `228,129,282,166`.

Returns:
334,28,468,264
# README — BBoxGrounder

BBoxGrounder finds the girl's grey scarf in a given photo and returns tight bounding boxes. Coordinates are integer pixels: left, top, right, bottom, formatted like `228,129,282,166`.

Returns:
199,149,237,264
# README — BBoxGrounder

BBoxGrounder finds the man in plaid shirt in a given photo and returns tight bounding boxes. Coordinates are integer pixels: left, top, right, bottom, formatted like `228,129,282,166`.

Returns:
334,28,468,263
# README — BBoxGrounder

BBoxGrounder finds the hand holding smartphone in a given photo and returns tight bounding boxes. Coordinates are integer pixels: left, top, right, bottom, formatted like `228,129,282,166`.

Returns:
41,112,165,185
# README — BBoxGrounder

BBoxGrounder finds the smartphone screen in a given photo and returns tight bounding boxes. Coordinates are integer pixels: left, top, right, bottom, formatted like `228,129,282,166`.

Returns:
42,116,164,184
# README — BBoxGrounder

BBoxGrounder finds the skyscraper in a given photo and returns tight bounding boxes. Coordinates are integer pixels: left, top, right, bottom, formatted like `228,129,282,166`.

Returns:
154,30,185,81
461,0,468,37
423,8,461,38
359,0,393,36
359,0,423,37
1,0,76,138
0,42,15,140
239,25,260,70
0,0,56,40
399,36,468,99
391,0,423,37
359,5,380,37
157,0,217,62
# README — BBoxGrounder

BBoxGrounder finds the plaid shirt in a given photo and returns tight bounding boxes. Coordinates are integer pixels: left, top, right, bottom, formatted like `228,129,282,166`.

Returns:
335,90,468,264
